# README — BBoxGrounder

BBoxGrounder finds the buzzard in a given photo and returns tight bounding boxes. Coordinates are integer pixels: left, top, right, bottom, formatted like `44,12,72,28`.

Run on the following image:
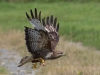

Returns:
18,8,65,68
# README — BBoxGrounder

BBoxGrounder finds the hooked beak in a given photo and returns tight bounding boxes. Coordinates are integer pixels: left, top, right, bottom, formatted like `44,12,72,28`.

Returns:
59,52,66,56
61,53,66,56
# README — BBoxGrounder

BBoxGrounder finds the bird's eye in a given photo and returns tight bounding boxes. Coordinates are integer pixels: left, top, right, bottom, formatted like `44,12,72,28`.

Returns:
49,34,52,38
60,52,63,54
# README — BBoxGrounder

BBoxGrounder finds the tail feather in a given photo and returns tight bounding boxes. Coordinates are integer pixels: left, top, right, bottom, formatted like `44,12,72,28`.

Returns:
18,56,33,67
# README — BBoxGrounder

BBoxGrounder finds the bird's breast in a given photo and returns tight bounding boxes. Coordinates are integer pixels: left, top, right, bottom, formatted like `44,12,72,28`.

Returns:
45,52,53,59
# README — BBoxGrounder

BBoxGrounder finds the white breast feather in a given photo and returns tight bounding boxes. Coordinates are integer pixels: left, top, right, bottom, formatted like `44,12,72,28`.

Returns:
45,52,53,59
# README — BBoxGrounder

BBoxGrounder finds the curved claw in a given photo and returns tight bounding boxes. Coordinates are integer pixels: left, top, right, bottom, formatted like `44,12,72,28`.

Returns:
40,62,45,66
39,58,45,66
32,63,37,69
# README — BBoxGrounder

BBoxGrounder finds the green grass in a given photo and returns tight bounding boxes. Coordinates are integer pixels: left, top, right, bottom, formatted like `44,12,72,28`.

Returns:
0,66,8,74
0,2,100,49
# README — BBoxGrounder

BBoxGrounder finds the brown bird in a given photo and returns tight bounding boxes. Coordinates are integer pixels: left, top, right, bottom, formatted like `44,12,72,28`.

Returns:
18,8,65,68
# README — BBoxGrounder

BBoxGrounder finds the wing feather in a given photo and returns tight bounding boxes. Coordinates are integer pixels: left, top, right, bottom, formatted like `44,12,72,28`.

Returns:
25,8,60,54
26,12,31,21
30,9,34,19
50,15,53,24
42,17,46,26
39,11,41,22
34,8,38,19
46,17,49,25
54,17,57,28
42,15,59,34
56,23,59,32
25,26,51,54
26,8,45,31
41,15,60,51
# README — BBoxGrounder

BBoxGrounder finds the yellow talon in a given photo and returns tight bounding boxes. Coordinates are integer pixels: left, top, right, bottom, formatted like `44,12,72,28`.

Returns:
39,58,45,66
34,63,37,68
32,63,37,69
33,58,45,66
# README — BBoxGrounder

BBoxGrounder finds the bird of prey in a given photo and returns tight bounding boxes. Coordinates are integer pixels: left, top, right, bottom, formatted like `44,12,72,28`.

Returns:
18,8,65,68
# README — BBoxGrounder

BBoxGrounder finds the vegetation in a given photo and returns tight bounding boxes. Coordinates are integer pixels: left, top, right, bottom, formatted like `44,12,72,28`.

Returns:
0,30,28,55
0,0,100,3
0,2,100,75
0,66,8,74
36,37,100,75
0,2,100,49
0,31,100,75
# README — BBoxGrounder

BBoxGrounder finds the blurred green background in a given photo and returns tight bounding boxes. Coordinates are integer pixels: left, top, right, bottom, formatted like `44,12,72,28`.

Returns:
0,0,100,2
0,0,100,49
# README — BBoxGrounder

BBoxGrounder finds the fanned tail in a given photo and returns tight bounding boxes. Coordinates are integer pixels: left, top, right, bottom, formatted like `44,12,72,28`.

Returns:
18,56,33,67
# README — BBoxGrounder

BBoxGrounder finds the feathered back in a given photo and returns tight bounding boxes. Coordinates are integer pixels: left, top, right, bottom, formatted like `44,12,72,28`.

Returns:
25,8,59,54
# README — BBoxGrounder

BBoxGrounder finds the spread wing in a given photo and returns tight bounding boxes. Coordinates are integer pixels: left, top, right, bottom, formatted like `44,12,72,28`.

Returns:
42,15,59,34
25,27,51,54
26,8,45,31
42,15,59,50
25,8,51,54
25,8,59,55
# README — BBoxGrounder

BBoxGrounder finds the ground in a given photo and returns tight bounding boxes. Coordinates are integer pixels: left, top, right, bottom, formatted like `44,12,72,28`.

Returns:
0,49,37,75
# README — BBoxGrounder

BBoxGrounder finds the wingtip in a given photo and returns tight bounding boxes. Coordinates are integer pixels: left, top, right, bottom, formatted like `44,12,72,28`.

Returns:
17,64,21,67
26,12,31,21
39,11,41,22
34,8,37,18
30,9,35,19
30,9,32,11
56,23,59,32
51,15,53,17
25,12,28,15
30,9,32,14
24,26,28,30
46,16,49,25
42,17,46,26
54,17,57,28
50,15,53,24
24,26,27,28
35,8,37,10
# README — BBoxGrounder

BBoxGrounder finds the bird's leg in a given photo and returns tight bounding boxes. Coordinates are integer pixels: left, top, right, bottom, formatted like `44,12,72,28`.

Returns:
34,63,37,69
34,58,45,66
32,63,37,69
39,58,45,66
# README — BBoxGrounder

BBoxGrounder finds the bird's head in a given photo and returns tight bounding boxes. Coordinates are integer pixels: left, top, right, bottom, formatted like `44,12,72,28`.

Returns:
56,51,66,56
53,51,66,59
